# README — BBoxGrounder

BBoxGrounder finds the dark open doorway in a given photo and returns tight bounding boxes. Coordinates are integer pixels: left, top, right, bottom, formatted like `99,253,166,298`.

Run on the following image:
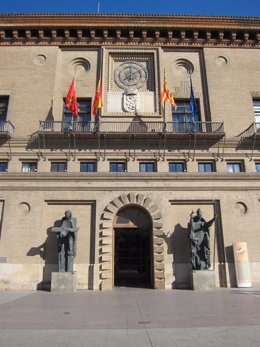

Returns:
113,206,153,288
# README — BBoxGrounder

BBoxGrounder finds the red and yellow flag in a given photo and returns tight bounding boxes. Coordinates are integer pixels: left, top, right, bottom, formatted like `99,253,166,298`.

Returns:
92,80,103,116
65,79,78,118
160,78,177,110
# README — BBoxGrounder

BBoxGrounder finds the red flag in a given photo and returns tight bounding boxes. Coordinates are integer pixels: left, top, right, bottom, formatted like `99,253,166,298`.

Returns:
92,80,103,116
65,79,78,118
160,77,177,110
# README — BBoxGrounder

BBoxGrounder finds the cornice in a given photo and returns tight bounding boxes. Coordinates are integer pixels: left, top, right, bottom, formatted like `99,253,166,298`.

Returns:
0,13,260,27
0,13,259,48
0,172,260,181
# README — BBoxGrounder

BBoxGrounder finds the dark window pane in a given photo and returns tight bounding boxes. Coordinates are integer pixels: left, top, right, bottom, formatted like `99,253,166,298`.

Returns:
0,162,8,172
63,98,91,124
198,163,213,173
172,99,200,132
0,97,9,122
139,163,155,172
80,162,96,172
51,162,67,172
110,162,126,172
169,163,184,172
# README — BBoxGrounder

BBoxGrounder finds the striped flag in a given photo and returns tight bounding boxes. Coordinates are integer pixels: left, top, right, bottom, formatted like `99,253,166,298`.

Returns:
160,77,177,110
92,80,103,116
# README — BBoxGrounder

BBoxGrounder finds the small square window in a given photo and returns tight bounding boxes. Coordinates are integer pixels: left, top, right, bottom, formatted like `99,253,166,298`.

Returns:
110,162,126,172
255,163,260,172
227,163,242,173
21,162,37,173
139,162,156,172
80,162,96,172
169,162,185,172
51,162,67,172
0,161,8,172
198,162,214,173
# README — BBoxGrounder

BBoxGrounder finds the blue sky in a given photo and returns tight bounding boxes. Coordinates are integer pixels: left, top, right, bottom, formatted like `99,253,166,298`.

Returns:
0,0,259,17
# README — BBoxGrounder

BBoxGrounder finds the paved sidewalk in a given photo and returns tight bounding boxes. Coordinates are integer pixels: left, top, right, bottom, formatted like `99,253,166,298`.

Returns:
0,287,260,346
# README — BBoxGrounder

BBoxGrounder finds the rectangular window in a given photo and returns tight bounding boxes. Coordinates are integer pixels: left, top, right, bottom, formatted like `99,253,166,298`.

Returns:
51,162,67,172
0,96,9,123
198,162,214,173
227,163,242,173
80,162,96,172
110,162,126,172
63,98,91,131
172,100,200,132
21,162,37,173
139,162,156,172
0,161,8,172
255,163,260,172
169,162,185,172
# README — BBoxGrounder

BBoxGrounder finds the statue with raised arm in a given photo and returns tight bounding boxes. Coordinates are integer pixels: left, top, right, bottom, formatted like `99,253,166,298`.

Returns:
188,208,216,270
51,210,78,272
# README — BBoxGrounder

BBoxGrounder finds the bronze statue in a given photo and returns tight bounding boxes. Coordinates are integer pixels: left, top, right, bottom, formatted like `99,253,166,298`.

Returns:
51,210,78,272
188,208,216,270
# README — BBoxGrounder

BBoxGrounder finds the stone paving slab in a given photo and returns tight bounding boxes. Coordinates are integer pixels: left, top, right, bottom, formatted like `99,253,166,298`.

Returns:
0,288,260,346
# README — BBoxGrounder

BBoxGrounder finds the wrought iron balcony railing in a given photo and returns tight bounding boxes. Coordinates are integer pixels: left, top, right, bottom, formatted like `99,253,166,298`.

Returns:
165,121,224,134
0,121,15,138
238,122,260,138
38,120,224,135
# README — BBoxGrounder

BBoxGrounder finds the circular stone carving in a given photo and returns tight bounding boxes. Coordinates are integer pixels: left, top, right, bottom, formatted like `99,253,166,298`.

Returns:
114,61,148,90
175,58,194,74
234,201,248,215
18,202,31,215
70,57,91,77
34,54,47,65
215,56,228,66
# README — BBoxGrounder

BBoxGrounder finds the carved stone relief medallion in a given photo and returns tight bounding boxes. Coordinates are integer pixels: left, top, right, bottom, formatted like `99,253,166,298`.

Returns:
114,61,148,90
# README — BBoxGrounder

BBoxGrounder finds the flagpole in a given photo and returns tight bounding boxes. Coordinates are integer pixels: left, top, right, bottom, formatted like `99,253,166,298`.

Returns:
96,47,103,131
163,69,166,124
72,68,77,128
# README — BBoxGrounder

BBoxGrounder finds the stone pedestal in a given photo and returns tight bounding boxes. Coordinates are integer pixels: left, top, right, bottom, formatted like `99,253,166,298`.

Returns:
51,272,77,292
190,270,216,290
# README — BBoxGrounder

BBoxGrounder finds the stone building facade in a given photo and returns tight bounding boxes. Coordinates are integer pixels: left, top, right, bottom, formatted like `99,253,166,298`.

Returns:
0,14,260,290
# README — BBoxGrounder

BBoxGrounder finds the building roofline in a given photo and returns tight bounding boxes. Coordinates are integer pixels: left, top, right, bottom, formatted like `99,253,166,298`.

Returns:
0,13,259,19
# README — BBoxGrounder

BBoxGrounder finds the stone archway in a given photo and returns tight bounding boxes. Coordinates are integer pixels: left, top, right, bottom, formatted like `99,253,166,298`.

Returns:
99,193,164,290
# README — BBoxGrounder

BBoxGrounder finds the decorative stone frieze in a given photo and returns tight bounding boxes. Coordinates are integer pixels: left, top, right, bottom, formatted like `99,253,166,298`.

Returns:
0,14,259,48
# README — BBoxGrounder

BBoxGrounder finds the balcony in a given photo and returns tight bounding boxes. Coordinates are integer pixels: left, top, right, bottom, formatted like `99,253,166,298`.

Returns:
238,122,260,139
38,120,224,138
0,121,15,138
236,122,260,153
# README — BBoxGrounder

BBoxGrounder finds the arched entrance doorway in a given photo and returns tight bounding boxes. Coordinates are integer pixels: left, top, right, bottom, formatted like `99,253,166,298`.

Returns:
114,206,153,288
